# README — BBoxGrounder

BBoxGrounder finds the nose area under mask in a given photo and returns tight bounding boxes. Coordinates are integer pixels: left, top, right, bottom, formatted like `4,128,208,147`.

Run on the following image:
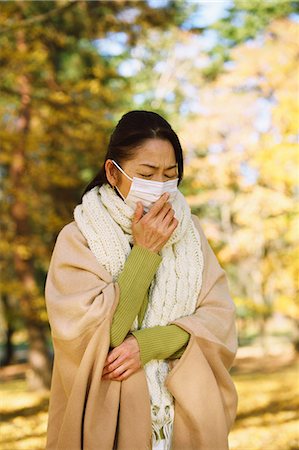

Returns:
111,159,178,212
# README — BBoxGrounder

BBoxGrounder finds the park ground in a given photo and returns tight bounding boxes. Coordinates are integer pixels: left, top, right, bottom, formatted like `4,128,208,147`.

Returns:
0,347,298,450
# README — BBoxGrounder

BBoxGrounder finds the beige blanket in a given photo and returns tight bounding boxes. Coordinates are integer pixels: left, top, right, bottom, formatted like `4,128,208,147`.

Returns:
45,214,238,450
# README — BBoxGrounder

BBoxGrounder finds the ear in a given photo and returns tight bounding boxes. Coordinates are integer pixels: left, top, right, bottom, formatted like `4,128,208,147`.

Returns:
105,159,119,187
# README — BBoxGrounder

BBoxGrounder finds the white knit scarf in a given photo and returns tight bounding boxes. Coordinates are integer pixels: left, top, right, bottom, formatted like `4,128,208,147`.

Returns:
73,183,204,449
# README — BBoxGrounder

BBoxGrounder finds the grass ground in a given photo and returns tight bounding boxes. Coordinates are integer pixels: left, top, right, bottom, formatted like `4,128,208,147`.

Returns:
229,360,299,450
0,378,49,450
0,356,298,450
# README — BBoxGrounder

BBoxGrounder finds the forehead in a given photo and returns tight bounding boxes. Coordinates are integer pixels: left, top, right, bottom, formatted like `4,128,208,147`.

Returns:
129,139,177,166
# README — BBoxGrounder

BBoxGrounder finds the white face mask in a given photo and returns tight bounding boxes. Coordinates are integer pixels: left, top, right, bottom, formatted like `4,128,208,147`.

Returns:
112,160,179,213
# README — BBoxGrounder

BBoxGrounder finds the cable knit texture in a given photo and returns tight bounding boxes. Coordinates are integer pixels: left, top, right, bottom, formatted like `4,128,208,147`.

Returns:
73,183,204,449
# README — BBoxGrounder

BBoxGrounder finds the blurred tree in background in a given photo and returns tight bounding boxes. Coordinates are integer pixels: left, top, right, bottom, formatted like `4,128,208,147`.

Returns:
177,16,299,348
0,0,195,389
122,1,298,349
0,0,298,390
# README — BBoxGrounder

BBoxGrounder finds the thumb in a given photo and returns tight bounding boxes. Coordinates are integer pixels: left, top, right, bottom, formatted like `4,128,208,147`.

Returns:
133,202,144,223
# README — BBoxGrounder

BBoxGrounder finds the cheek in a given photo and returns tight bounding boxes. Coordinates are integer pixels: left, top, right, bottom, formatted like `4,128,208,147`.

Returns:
119,179,132,198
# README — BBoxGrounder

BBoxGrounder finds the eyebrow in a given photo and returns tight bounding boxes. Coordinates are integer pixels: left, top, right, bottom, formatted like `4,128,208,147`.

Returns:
138,163,178,170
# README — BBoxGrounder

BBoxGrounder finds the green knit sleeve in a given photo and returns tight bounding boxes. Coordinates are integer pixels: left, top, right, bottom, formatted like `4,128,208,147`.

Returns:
130,324,191,366
110,245,162,348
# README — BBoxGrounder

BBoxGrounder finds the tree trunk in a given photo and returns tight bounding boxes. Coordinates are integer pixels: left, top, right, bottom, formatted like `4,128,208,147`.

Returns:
1,295,14,366
26,319,52,390
9,26,52,390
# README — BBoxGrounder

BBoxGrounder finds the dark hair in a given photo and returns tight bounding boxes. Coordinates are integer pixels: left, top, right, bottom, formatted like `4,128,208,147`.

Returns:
80,110,184,201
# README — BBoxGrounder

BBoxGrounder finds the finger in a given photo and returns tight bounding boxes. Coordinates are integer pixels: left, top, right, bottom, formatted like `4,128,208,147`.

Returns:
103,355,114,368
154,216,177,243
154,201,172,222
103,350,129,374
161,207,175,227
103,355,111,367
160,215,178,238
103,355,124,374
145,192,169,218
104,347,122,367
132,201,144,223
112,368,134,382
102,360,130,379
168,217,179,233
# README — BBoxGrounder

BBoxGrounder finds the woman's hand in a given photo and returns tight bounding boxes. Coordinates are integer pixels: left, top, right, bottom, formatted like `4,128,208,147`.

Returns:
132,192,178,253
102,335,141,381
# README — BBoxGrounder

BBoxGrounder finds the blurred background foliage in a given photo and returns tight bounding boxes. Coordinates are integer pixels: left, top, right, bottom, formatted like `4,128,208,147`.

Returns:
0,0,298,448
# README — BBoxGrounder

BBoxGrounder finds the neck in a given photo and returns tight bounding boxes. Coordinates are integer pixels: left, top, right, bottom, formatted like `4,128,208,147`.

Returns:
113,185,125,201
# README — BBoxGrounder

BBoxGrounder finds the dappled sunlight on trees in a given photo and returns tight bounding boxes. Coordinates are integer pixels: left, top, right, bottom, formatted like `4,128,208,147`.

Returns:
0,0,193,389
177,17,299,349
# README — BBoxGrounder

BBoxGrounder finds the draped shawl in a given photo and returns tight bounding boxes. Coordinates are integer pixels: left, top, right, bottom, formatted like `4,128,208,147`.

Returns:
45,214,238,450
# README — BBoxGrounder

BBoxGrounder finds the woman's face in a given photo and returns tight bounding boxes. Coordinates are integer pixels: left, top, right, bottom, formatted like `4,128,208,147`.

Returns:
105,138,178,199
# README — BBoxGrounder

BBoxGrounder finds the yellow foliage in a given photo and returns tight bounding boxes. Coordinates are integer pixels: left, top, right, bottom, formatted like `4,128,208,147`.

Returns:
15,244,31,260
180,17,298,322
252,143,299,190
234,297,272,317
274,295,299,320
49,91,70,105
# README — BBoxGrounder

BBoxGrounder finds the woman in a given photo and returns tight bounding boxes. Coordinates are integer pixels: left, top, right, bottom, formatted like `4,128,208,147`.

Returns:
45,110,238,450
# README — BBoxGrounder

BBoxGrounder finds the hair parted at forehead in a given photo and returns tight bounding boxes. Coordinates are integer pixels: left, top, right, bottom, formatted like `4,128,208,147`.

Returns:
80,110,184,201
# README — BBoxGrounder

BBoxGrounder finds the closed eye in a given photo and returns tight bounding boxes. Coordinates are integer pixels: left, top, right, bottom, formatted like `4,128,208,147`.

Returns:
138,173,177,179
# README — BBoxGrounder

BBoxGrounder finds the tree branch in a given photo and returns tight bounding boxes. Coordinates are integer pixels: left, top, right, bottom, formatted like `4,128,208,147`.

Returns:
0,2,77,36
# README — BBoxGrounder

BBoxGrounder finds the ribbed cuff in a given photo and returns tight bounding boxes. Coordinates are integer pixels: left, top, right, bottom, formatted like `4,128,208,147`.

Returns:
131,324,191,366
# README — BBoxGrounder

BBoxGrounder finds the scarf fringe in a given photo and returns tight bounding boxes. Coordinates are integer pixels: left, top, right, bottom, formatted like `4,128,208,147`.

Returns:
152,419,174,450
